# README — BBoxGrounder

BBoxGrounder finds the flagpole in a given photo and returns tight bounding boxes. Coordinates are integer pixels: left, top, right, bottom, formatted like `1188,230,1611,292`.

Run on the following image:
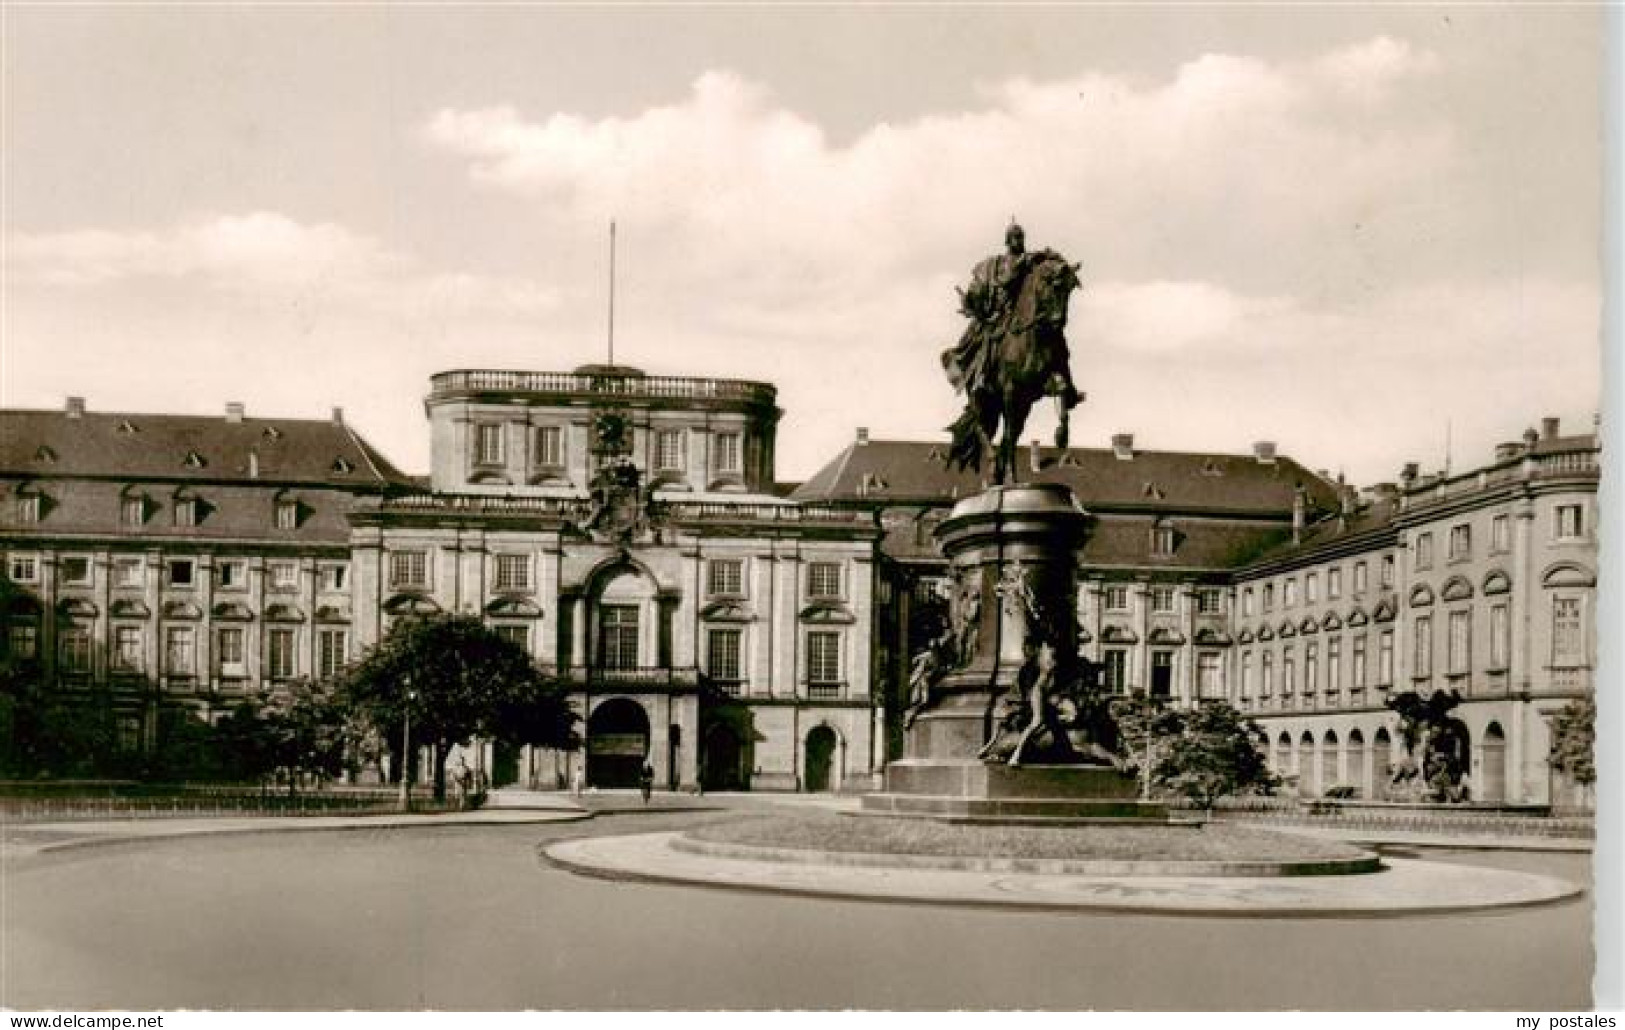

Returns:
607,220,617,367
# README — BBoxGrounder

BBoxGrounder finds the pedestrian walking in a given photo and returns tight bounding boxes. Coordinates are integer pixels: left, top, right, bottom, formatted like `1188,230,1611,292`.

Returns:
639,760,654,804
571,764,585,797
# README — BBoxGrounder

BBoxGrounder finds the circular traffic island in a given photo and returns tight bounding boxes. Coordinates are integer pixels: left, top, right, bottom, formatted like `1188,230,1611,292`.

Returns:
542,811,1585,916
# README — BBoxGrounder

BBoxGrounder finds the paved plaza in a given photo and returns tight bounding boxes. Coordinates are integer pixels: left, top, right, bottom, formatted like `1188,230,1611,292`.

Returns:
0,797,1595,1010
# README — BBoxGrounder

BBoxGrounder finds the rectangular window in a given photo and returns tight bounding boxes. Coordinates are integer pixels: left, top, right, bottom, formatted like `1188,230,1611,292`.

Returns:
121,496,145,526
492,624,529,652
1551,598,1582,665
113,557,143,588
535,425,564,467
714,432,742,474
165,626,195,675
805,631,841,693
275,500,299,530
707,627,743,690
1196,588,1222,615
267,628,296,680
216,560,245,589
1448,610,1471,675
1149,586,1175,614
1262,584,1275,611
708,558,744,597
1378,630,1394,686
1381,556,1395,588
1261,652,1274,697
1327,568,1342,599
317,629,349,679
807,561,842,600
1352,636,1367,689
1242,588,1254,617
1449,524,1471,560
1491,514,1511,553
1489,604,1510,669
60,625,91,673
1104,585,1129,611
7,555,38,582
1150,650,1174,698
1304,642,1318,695
16,495,41,523
166,559,195,587
113,625,143,672
268,561,298,590
1284,578,1297,607
1152,523,1176,556
1327,638,1341,695
59,556,91,585
1103,649,1128,693
1282,649,1296,697
1305,573,1318,604
172,499,197,528
216,627,245,675
9,623,39,660
1555,504,1584,539
1414,532,1433,570
1353,561,1368,593
1414,616,1433,678
1196,653,1223,699
389,551,428,589
655,429,686,471
318,563,348,592
494,554,530,592
600,605,640,670
1239,651,1253,699
476,424,505,465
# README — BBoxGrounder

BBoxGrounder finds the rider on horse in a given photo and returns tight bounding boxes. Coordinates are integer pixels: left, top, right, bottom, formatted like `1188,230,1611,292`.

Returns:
941,223,1084,483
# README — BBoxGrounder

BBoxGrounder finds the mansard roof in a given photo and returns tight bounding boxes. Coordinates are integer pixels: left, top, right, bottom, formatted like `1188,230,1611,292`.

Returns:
792,439,1339,515
0,409,410,487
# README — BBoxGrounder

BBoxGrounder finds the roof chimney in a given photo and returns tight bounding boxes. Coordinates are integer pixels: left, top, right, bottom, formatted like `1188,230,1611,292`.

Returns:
1541,416,1560,441
225,402,246,423
1029,439,1043,472
331,406,344,426
1400,462,1419,487
855,427,869,446
1111,433,1134,460
65,396,85,419
1292,485,1306,544
1252,440,1276,464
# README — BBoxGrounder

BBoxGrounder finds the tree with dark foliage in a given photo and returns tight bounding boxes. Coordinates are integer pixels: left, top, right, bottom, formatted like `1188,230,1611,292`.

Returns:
337,615,577,801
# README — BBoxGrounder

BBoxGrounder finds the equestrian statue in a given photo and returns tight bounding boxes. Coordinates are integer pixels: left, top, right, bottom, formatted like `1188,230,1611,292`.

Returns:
942,222,1084,485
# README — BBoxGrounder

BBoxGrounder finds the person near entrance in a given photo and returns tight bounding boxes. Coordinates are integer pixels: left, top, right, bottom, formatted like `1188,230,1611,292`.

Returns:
639,760,654,804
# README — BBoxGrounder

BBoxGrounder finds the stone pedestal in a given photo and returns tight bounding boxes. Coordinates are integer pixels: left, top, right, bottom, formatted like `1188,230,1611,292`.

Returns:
863,483,1164,823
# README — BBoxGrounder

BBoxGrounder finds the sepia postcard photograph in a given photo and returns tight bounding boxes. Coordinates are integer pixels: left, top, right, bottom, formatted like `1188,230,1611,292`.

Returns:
0,2,1616,1015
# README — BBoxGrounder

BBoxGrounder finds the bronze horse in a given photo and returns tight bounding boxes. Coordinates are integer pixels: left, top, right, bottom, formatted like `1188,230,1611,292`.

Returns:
943,250,1082,485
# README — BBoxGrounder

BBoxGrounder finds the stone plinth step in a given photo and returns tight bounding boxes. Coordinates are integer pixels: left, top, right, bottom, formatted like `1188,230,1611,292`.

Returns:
860,791,1168,824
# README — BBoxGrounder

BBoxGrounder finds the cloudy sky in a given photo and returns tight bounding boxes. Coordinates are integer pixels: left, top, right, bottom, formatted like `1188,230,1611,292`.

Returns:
1,5,1606,486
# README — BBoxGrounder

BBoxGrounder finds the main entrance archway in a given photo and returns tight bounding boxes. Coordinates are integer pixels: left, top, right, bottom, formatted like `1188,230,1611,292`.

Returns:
804,725,838,793
587,698,650,788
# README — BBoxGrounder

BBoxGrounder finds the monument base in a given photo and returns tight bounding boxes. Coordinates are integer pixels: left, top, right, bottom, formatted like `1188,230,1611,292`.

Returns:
861,759,1169,824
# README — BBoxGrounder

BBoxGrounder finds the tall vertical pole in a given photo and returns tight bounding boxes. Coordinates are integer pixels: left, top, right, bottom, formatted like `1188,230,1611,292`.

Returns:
607,220,617,366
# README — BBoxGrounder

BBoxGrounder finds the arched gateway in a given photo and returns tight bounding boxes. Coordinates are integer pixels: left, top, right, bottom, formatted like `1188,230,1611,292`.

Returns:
587,698,650,788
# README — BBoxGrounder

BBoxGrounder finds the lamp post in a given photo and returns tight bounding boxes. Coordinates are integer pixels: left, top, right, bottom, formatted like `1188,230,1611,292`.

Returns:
399,677,416,813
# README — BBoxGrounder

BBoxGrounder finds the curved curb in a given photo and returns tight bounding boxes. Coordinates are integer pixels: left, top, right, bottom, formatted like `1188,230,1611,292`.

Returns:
543,831,1585,918
670,834,1381,877
12,809,594,861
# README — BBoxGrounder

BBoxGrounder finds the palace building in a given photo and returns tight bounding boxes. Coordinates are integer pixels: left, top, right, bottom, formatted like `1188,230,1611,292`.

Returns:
0,372,1600,804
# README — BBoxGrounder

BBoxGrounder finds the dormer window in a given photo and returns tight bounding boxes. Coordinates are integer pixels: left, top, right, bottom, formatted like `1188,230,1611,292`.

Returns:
16,493,42,524
183,450,207,469
331,457,355,475
262,426,282,441
475,424,505,466
33,446,56,464
1151,519,1176,556
121,494,147,526
172,497,198,527
116,420,139,435
275,499,299,530
715,432,742,474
